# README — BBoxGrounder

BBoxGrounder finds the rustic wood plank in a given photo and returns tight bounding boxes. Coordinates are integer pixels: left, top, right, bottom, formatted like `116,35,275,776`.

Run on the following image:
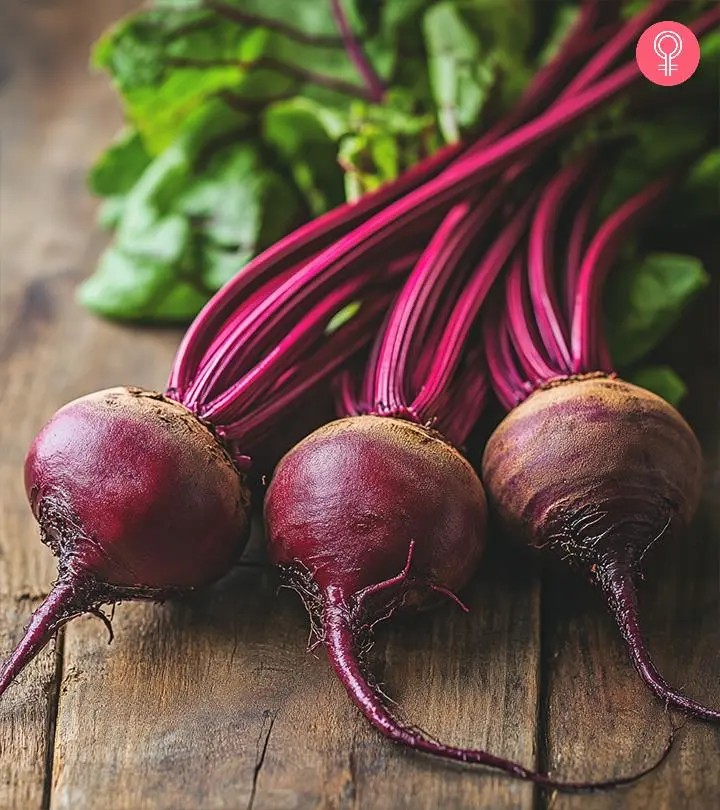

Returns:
51,547,540,810
0,2,150,809
251,548,541,810
540,277,720,810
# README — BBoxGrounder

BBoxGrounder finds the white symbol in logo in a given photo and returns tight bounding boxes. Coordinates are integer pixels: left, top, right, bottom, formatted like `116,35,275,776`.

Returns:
653,30,683,77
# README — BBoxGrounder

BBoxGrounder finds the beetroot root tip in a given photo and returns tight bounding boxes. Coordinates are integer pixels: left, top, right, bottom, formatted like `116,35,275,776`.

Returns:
322,585,674,791
598,560,720,723
0,573,97,699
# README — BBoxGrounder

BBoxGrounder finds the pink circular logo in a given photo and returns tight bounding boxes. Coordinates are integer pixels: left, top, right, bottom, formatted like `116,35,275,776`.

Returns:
636,21,700,86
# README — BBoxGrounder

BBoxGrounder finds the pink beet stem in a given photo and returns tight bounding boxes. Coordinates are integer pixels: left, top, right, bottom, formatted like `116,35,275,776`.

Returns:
0,579,87,698
560,0,671,98
598,561,720,722
169,141,462,395
394,0,619,422
412,195,535,425
409,256,475,397
370,200,479,416
330,0,385,103
483,302,530,410
505,253,559,383
565,176,603,321
528,155,592,371
322,584,674,790
570,176,673,372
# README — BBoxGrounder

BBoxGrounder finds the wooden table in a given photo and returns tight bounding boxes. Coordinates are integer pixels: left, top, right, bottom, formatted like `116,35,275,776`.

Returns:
1,3,718,808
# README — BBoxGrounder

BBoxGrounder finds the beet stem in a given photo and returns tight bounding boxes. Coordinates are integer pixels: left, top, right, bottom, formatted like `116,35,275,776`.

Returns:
330,0,385,103
322,585,675,791
0,577,91,698
597,561,720,722
570,175,673,371
506,253,557,383
528,156,591,370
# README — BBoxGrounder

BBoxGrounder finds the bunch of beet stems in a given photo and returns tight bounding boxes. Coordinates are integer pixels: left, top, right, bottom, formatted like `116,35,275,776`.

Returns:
481,146,720,723
260,0,720,787
0,10,610,696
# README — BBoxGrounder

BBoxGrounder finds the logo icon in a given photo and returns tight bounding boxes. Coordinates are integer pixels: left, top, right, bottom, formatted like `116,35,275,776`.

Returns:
636,21,700,86
654,30,683,77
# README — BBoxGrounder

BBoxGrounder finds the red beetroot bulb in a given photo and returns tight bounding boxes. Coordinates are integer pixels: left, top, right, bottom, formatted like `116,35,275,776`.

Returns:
482,376,717,721
266,415,486,609
0,387,249,696
482,148,720,722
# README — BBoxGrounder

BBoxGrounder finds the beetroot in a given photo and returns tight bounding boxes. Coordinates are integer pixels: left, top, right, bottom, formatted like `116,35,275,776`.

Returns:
0,388,249,696
266,415,485,606
482,154,719,722
24,388,248,590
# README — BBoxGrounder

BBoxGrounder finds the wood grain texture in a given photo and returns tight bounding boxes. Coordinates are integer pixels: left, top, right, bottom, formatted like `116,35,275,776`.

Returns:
50,548,540,810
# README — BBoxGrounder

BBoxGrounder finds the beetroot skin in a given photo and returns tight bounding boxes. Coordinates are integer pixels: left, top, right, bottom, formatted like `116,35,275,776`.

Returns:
0,387,250,696
266,415,486,605
482,377,702,561
25,387,249,588
483,376,718,721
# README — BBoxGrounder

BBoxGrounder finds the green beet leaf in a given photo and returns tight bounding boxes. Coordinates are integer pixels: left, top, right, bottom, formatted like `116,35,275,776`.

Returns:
423,0,532,143
80,101,302,322
264,98,346,216
606,252,710,368
423,2,493,144
624,366,688,408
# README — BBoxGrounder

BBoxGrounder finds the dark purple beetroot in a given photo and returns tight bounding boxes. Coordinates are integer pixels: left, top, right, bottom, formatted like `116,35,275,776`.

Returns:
0,387,250,696
266,415,486,604
482,376,718,721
